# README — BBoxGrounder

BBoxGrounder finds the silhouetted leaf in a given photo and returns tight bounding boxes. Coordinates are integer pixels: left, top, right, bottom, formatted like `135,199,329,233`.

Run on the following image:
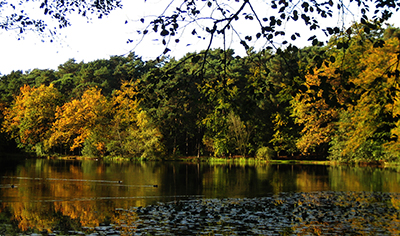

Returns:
308,35,317,41
163,48,171,54
240,40,249,49
161,29,169,36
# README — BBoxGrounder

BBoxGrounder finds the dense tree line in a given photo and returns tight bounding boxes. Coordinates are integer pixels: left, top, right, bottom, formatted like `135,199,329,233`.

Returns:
1,23,400,162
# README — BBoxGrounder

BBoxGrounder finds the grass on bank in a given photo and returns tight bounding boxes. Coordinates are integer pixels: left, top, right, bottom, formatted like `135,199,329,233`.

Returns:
4,151,400,168
176,156,331,165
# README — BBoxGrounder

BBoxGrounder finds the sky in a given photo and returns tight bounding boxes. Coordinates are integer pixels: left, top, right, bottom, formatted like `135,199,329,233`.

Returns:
0,0,399,75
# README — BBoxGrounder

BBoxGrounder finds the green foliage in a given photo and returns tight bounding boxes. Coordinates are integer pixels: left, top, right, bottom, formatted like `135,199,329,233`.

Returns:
0,70,32,103
127,111,165,160
1,23,400,163
81,133,106,158
265,46,310,156
106,81,165,160
2,84,62,155
227,112,253,157
256,147,275,161
328,111,395,162
138,55,203,157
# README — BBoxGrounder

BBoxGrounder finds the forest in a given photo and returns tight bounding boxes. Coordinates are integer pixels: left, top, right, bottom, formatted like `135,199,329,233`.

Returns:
1,23,400,163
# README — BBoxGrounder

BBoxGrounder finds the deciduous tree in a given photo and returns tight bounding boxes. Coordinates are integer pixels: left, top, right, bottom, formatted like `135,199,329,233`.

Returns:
47,87,111,155
2,84,62,155
293,23,376,154
107,81,165,159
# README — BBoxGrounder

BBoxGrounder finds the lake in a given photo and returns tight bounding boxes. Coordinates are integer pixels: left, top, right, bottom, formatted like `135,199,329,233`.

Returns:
1,158,400,234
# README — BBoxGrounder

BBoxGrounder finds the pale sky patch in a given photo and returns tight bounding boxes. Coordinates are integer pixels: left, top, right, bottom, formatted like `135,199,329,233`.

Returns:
0,0,398,75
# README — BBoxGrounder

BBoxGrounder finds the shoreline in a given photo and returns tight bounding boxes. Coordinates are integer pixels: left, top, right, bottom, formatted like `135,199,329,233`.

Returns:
2,152,399,168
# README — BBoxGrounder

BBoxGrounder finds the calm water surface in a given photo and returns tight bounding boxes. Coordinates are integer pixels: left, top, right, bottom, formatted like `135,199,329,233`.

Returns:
1,158,400,232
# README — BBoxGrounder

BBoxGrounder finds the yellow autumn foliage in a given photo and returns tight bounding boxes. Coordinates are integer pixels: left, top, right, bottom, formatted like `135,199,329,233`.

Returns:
108,80,165,159
2,84,61,153
294,27,400,157
293,63,346,153
46,87,111,152
343,37,400,156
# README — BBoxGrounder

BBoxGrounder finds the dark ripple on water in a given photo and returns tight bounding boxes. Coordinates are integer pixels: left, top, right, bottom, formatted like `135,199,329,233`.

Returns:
112,191,400,235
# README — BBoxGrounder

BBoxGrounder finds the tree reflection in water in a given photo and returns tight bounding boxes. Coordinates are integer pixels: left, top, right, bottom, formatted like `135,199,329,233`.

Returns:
1,159,400,234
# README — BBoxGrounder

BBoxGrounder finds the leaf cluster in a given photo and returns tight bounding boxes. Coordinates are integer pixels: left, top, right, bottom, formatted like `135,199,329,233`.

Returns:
0,0,122,40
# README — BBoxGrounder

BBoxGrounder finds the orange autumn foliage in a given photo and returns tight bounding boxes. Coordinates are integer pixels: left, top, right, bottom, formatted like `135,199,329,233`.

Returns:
46,87,111,152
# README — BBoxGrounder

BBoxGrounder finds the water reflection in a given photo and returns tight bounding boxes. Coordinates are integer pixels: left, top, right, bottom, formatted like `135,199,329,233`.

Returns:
328,165,400,192
1,159,400,233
